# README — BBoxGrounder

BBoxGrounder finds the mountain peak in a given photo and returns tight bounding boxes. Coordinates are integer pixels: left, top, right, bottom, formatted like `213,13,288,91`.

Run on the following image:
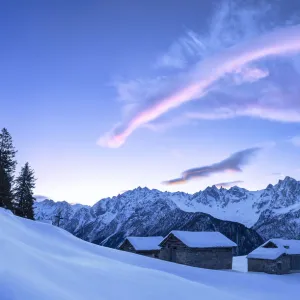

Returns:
204,185,218,192
283,176,296,182
276,176,297,188
135,186,150,192
203,185,220,197
34,195,51,202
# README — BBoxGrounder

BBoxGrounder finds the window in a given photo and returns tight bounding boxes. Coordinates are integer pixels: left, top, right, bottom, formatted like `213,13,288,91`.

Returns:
263,242,277,249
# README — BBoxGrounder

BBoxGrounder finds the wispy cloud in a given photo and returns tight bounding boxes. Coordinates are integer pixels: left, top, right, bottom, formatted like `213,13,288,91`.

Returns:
270,172,284,176
214,180,244,188
154,1,269,70
231,66,269,85
154,30,205,69
99,2,300,148
186,90,300,123
162,147,260,185
140,67,300,132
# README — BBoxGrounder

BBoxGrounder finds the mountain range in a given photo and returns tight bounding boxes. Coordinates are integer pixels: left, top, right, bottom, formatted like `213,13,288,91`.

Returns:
34,176,300,254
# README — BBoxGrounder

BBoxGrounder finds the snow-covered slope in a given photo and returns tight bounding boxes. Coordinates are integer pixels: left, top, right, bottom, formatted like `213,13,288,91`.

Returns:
0,208,299,300
34,194,263,255
34,176,300,249
174,176,300,229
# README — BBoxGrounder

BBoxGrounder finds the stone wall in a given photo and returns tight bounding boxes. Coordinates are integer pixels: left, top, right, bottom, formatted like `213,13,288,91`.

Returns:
159,234,233,269
159,234,186,262
138,251,160,258
176,247,233,269
248,256,291,274
290,255,300,271
119,240,160,258
119,239,136,253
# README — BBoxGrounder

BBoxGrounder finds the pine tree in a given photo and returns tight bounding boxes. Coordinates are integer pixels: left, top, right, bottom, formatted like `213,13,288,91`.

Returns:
0,164,13,210
0,128,17,210
15,162,36,219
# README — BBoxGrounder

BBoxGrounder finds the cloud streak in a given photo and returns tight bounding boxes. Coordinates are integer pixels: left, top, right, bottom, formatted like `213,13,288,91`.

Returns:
186,101,300,123
162,147,260,185
99,25,300,148
214,180,244,188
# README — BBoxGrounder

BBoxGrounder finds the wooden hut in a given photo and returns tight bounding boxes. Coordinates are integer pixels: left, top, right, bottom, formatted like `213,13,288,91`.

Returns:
158,231,237,269
118,236,164,258
247,239,300,274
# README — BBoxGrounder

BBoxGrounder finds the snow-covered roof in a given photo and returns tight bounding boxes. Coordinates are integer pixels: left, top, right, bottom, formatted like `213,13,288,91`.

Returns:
126,236,164,251
160,231,237,248
247,239,300,260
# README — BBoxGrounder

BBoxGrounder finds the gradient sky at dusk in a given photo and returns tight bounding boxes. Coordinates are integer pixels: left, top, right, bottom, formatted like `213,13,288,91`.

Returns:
1,0,300,204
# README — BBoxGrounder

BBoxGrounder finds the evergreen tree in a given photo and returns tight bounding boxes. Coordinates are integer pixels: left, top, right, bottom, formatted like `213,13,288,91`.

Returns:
15,162,36,219
0,164,13,210
0,128,17,210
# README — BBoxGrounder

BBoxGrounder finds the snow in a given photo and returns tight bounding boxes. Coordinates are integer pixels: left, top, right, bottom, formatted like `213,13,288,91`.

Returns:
165,231,237,248
0,208,299,300
100,211,117,224
166,189,264,228
126,236,164,251
273,202,300,215
247,239,300,260
269,239,300,255
232,256,248,273
247,247,284,260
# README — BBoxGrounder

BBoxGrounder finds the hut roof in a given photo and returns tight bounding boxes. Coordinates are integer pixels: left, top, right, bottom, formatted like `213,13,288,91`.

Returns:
160,231,237,248
126,236,164,251
247,239,300,260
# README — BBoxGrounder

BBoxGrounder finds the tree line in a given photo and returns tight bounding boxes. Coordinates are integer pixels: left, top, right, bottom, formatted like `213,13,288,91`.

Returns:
0,128,36,219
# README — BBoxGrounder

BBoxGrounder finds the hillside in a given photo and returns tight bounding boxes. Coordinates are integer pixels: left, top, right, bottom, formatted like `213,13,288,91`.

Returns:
1,208,299,300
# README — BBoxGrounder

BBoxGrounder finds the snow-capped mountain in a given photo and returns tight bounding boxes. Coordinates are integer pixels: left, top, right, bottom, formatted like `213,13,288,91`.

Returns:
34,192,262,255
174,176,300,235
34,176,300,254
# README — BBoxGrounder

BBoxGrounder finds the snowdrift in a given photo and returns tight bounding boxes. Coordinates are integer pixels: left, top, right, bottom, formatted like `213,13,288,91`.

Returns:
0,208,298,300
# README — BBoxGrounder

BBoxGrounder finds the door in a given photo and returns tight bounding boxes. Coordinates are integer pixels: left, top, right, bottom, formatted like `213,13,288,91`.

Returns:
277,262,282,274
170,247,177,262
291,256,300,271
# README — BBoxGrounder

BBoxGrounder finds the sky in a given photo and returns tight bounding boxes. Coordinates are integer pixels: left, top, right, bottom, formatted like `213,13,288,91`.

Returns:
1,0,300,205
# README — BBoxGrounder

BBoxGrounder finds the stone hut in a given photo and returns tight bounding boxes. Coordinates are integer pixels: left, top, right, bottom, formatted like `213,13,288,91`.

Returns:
158,231,237,269
118,236,163,258
247,239,300,275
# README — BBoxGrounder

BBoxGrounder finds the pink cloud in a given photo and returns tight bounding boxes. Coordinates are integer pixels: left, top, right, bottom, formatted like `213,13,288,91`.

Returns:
232,66,269,84
186,106,300,123
99,25,300,148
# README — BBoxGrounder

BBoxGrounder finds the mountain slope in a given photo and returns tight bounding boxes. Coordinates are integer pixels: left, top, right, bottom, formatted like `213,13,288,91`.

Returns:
34,189,263,255
34,176,300,252
1,208,299,300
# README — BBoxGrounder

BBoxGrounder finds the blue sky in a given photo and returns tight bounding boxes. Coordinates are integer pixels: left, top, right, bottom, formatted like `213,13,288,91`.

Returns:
1,0,300,204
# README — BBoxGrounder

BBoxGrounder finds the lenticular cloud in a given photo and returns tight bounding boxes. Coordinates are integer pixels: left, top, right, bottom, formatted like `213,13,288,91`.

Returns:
162,148,259,185
99,25,300,148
